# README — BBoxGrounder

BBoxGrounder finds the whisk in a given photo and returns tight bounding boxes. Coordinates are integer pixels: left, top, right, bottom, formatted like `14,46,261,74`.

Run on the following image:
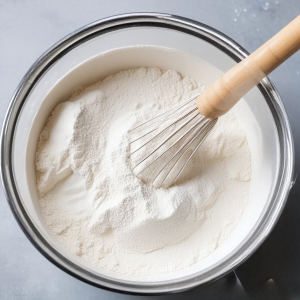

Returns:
129,16,300,188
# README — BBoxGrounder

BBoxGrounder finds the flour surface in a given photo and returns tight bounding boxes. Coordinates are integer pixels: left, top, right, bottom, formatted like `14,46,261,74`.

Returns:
36,67,251,277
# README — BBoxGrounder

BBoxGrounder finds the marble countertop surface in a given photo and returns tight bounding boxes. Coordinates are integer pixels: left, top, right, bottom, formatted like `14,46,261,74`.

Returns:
1,0,300,299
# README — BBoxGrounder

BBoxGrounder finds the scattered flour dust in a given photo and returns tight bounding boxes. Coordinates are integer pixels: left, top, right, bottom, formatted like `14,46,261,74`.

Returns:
35,67,251,277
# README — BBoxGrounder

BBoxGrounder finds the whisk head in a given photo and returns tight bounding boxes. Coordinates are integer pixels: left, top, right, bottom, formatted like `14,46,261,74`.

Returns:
128,95,218,188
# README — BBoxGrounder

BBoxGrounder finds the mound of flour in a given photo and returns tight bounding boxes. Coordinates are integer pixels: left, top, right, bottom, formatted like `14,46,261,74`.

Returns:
36,67,251,276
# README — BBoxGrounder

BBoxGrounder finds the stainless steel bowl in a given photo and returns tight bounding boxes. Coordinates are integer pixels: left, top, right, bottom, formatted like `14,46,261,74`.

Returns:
0,13,294,295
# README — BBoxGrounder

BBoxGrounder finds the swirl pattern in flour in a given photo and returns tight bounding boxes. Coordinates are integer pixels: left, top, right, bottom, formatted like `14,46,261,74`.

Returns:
36,67,251,277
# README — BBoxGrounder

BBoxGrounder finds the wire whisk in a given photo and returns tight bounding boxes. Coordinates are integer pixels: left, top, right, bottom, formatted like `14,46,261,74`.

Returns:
129,15,300,188
128,96,217,188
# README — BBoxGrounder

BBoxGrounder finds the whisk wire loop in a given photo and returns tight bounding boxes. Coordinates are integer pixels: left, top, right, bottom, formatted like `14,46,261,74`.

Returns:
131,109,199,169
129,97,197,134
129,95,217,188
168,119,217,187
129,107,198,153
152,118,213,187
135,114,205,176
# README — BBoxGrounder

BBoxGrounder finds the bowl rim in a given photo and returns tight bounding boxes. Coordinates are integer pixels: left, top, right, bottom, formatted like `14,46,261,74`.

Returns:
0,13,295,295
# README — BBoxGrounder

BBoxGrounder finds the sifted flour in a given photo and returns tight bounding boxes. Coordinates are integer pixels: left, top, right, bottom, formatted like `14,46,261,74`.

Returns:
36,67,251,277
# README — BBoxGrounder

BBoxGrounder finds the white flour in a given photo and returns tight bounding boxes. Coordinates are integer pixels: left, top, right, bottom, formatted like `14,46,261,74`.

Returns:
36,67,251,277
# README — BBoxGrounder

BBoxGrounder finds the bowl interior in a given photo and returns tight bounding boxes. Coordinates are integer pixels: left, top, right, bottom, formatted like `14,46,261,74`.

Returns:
12,26,279,285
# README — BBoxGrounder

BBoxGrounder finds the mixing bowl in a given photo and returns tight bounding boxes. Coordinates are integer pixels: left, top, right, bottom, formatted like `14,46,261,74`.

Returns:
1,13,294,295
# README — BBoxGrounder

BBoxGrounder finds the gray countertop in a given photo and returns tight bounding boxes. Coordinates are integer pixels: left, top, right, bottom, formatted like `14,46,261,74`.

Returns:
1,0,300,299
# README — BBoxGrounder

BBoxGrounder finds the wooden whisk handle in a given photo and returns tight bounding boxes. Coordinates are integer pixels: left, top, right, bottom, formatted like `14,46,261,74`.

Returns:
197,15,300,119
